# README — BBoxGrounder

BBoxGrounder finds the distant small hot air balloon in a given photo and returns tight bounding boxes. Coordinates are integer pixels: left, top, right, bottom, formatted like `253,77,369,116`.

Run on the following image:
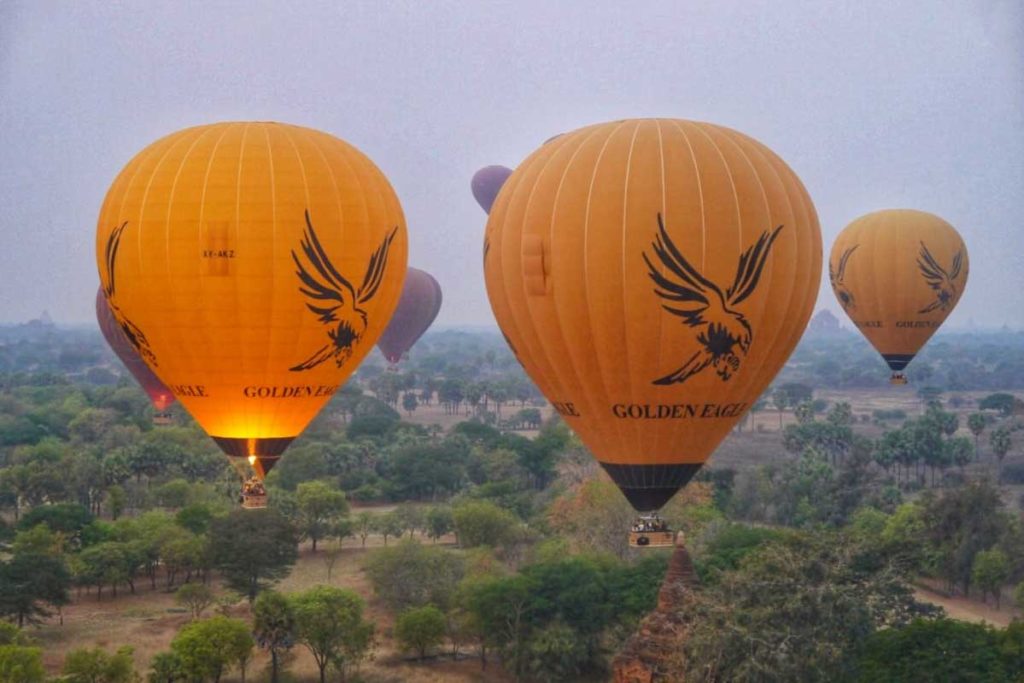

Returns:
830,209,969,384
484,119,821,532
377,268,442,366
471,165,513,214
96,122,407,506
96,287,176,422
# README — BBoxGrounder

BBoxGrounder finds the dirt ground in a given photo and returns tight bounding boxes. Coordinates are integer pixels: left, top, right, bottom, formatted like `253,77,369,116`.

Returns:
914,581,1019,628
31,532,513,682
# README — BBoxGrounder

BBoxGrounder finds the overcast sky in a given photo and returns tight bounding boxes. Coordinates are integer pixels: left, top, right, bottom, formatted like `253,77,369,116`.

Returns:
1,0,1021,329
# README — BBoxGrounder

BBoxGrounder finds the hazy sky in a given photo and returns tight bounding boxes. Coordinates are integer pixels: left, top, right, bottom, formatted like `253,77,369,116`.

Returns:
1,1,1021,328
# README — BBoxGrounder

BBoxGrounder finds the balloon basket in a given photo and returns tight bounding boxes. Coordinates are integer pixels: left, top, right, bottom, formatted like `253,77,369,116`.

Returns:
240,478,268,510
152,412,173,426
629,514,675,548
890,373,908,385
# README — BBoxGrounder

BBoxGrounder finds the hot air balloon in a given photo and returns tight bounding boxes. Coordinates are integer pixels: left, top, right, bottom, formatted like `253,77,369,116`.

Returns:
96,287,176,424
96,122,407,507
830,209,968,384
484,119,821,541
377,267,442,367
471,165,512,214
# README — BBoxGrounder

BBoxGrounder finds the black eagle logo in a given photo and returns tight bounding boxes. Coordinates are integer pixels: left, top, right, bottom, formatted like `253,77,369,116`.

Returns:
917,242,963,314
644,214,783,386
290,211,398,372
829,245,858,311
101,222,158,366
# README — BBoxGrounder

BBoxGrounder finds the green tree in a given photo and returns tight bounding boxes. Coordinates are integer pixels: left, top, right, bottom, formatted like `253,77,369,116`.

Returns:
974,549,1011,608
402,391,418,416
175,583,214,620
772,386,790,429
106,485,126,520
425,506,453,543
354,511,374,548
0,645,45,683
146,652,185,683
394,503,425,538
0,550,70,626
62,645,139,683
394,605,446,660
981,393,1018,417
292,586,375,683
295,481,349,552
171,616,253,683
992,427,1014,482
683,531,935,682
209,509,298,601
452,500,517,548
854,618,1008,683
522,620,588,683
175,504,216,535
375,511,405,546
922,480,1010,595
968,412,989,459
253,591,295,683
365,539,465,610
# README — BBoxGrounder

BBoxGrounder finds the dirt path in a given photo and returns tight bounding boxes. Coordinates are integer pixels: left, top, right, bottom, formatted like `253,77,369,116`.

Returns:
914,584,1019,627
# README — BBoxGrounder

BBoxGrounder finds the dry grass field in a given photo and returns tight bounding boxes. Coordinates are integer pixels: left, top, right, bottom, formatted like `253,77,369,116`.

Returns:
31,531,513,682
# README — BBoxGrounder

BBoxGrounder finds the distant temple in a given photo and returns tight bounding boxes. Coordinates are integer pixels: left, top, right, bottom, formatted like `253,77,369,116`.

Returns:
806,309,843,336
24,310,55,328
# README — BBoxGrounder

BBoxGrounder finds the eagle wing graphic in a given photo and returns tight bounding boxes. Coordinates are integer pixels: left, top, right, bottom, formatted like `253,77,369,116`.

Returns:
292,210,358,326
916,242,962,314
103,222,128,298
643,214,722,328
830,245,858,286
725,225,784,306
645,215,783,386
291,211,398,371
917,242,951,293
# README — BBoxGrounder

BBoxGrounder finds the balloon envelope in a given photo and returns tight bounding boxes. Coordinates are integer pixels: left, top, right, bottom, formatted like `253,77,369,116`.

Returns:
830,209,968,381
96,287,176,412
377,268,442,364
95,122,408,478
471,165,513,214
484,119,821,511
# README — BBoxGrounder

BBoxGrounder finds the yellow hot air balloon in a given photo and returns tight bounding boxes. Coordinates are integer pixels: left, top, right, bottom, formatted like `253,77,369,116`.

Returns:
830,209,968,384
96,122,407,495
484,119,821,518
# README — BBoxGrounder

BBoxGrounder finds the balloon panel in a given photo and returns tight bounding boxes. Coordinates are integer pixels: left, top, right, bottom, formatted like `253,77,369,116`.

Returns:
484,119,821,509
830,209,968,372
96,122,407,476
377,267,442,363
96,287,176,412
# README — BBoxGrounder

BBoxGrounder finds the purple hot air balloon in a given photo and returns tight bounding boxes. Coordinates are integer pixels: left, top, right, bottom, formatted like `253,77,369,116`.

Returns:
96,288,176,419
471,165,513,214
377,268,443,365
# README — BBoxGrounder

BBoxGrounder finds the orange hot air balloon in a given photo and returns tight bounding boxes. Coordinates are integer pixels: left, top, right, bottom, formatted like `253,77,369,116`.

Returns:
484,119,821,512
96,122,407,482
830,209,968,384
